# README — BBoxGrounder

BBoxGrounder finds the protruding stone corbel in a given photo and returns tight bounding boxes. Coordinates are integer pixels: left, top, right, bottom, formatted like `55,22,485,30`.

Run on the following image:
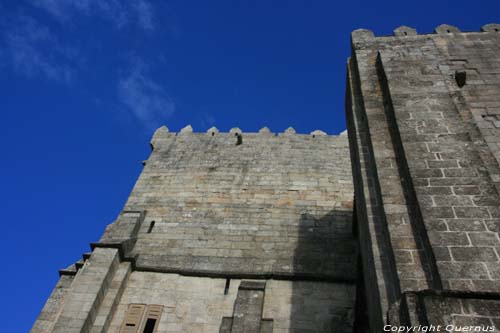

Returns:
481,23,500,32
351,28,375,41
229,127,242,136
393,26,417,37
351,28,375,50
258,127,272,135
435,24,460,34
179,124,193,134
310,130,327,137
230,128,242,145
207,126,219,136
150,125,170,151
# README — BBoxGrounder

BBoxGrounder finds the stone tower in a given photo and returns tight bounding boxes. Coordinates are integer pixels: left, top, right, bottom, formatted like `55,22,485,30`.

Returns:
347,24,500,331
32,23,500,333
31,126,356,332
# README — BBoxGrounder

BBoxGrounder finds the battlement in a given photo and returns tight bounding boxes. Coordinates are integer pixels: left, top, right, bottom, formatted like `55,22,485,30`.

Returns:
150,125,348,153
151,125,347,149
351,23,500,42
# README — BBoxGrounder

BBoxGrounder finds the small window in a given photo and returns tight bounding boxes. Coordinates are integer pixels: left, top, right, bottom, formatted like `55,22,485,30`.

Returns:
236,134,243,145
120,304,146,332
143,318,156,333
120,304,163,333
147,221,155,233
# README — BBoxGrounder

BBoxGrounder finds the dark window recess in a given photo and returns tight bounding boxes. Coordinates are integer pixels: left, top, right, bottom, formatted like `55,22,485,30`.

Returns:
236,134,243,145
211,132,215,136
455,70,467,88
147,221,155,233
143,319,157,333
404,31,407,36
224,278,231,295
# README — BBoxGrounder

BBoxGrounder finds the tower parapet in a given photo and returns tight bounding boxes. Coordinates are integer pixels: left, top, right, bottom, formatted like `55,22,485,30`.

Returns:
348,22,500,332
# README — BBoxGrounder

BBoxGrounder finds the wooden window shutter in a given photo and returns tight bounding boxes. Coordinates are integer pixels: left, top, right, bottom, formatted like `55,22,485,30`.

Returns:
120,304,146,333
140,305,163,333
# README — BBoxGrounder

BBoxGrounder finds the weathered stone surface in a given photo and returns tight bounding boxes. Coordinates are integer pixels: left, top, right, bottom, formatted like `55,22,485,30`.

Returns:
481,23,500,32
104,272,354,333
393,26,417,37
348,24,500,332
126,131,354,279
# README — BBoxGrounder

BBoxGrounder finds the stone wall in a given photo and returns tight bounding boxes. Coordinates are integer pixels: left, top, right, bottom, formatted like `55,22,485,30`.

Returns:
106,272,355,333
122,127,354,280
32,127,357,332
347,24,500,332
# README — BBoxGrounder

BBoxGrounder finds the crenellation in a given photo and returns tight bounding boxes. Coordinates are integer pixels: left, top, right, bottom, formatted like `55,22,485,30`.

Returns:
435,24,461,34
482,24,500,33
207,126,219,136
393,26,417,37
179,124,193,134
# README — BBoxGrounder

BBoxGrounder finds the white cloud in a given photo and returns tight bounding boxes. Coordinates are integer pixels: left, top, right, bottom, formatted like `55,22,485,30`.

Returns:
4,15,75,82
118,62,175,128
33,0,154,30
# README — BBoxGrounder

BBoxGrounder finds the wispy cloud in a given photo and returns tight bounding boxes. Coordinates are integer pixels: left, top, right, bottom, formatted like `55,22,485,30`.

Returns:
198,112,216,130
133,0,154,31
118,61,175,128
1,0,157,82
3,15,76,82
33,0,155,30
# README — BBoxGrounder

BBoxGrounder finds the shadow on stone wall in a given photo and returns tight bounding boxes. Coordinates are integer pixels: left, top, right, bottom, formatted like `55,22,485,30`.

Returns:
288,209,357,332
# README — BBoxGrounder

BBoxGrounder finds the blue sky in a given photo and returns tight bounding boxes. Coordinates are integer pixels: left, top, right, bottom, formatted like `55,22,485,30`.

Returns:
0,1,498,331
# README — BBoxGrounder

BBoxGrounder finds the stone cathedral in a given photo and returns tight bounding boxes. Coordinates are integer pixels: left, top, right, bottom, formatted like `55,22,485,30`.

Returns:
32,24,500,333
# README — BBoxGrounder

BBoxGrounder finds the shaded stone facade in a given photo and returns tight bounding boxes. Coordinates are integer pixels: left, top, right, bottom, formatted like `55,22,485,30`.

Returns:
32,24,500,332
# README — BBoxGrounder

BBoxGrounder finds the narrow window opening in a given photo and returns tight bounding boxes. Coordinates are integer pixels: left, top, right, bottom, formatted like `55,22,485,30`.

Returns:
147,221,155,233
143,319,157,333
495,28,499,32
312,134,316,138
211,132,215,136
236,134,243,145
455,70,467,88
224,278,231,295
403,31,407,36
446,29,450,33
126,323,135,327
